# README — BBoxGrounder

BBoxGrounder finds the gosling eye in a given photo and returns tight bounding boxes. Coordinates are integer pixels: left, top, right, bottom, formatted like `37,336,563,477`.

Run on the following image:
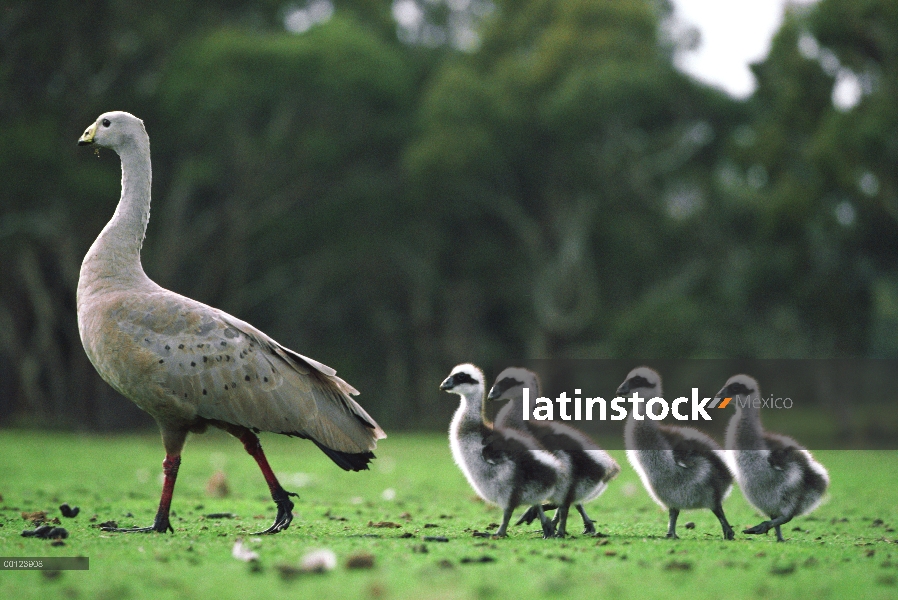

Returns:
102,119,111,127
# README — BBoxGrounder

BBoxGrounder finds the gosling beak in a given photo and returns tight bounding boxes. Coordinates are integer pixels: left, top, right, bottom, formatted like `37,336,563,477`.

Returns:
487,377,521,401
78,122,98,146
616,381,631,396
439,376,454,391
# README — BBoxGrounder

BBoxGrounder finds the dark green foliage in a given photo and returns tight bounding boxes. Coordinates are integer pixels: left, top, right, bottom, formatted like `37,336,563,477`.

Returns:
2,0,898,431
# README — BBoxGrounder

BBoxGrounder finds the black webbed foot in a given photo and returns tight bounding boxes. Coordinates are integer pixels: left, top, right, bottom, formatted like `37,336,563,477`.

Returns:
541,518,556,539
252,489,298,535
516,504,558,527
515,506,539,526
742,522,772,536
102,514,173,534
575,504,596,535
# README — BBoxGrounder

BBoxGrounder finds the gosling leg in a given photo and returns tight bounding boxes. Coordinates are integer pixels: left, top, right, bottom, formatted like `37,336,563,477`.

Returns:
576,503,597,535
666,507,680,539
743,514,792,542
712,503,735,540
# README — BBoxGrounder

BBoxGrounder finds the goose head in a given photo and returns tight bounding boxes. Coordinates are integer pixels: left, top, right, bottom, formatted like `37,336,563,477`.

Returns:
440,363,485,397
487,367,540,402
616,366,662,397
78,111,147,151
716,374,760,412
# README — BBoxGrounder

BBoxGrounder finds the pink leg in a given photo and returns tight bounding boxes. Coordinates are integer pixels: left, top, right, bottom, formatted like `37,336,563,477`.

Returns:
237,430,297,534
102,454,180,533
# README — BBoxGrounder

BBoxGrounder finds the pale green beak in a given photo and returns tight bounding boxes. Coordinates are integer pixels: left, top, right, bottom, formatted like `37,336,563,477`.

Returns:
78,121,98,146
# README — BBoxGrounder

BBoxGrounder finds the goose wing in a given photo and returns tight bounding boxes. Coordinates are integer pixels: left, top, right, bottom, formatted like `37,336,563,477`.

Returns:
670,440,701,469
481,426,538,465
481,428,513,464
123,290,385,458
763,434,800,471
664,427,727,473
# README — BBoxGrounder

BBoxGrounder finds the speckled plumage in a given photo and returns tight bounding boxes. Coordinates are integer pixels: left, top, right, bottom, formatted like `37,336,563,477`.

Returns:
76,111,384,533
78,285,380,456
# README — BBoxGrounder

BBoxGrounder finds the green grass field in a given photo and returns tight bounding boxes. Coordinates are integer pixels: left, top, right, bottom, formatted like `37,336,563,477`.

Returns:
1,430,897,599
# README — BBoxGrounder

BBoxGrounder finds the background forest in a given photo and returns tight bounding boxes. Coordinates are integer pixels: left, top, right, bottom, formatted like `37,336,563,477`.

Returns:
2,0,898,432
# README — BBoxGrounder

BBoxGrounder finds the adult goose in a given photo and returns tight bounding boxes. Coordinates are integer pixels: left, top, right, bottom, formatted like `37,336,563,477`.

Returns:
488,367,620,536
441,364,560,538
618,367,735,540
717,374,829,542
76,112,385,534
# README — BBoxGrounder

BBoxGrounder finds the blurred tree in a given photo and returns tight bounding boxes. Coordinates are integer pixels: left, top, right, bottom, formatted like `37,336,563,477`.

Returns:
807,0,898,355
406,0,742,360
717,1,898,357
4,0,898,432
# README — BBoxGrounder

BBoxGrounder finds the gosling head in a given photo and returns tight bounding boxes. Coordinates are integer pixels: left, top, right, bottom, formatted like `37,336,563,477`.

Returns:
616,366,662,397
78,111,147,151
440,363,485,397
487,367,540,402
716,374,760,411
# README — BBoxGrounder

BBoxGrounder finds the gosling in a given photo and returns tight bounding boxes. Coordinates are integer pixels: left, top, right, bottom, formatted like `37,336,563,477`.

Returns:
441,364,561,538
717,374,829,542
618,367,735,540
488,367,620,536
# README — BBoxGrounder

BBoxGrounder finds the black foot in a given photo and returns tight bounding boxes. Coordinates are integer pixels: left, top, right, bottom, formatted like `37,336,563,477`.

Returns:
472,531,501,538
576,504,596,535
515,506,539,526
102,515,172,534
541,519,556,539
744,519,789,541
666,532,679,539
723,526,735,540
742,522,771,536
252,489,298,535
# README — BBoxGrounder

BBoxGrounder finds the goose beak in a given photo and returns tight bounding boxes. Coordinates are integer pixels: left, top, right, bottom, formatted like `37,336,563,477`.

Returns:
487,377,522,400
78,122,98,146
439,376,454,391
715,386,728,399
616,381,631,396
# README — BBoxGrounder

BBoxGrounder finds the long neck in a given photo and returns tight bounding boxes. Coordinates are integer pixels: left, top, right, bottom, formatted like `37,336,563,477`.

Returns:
725,395,764,450
624,411,665,449
79,137,153,293
495,380,539,430
494,396,524,429
451,390,487,435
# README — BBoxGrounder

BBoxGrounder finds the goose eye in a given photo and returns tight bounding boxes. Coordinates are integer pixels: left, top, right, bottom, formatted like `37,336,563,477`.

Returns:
102,119,111,127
